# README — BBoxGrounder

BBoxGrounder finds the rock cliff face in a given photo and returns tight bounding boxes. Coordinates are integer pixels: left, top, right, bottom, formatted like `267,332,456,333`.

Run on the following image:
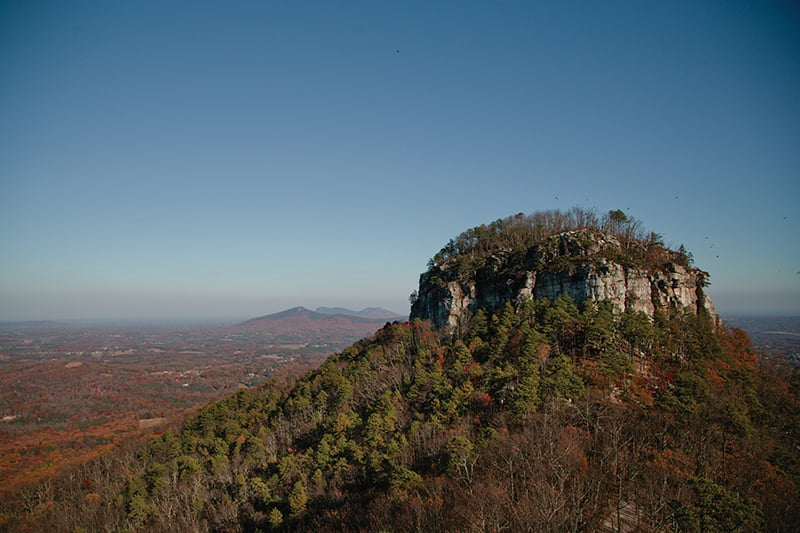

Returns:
410,229,716,333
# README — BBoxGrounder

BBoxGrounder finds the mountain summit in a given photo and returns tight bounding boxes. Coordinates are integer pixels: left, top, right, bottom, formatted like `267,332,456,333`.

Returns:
411,210,715,333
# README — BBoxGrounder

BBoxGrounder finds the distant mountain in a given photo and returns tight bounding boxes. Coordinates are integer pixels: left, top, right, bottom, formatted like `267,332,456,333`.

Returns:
232,306,392,338
315,306,406,320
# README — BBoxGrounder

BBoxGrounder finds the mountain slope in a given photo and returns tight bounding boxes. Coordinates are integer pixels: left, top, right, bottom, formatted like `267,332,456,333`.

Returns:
4,209,799,533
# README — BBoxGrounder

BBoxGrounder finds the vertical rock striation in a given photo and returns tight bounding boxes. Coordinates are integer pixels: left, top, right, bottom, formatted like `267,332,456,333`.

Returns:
410,229,716,333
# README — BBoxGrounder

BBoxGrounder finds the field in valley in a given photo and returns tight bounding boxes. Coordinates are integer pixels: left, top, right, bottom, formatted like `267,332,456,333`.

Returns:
0,317,382,496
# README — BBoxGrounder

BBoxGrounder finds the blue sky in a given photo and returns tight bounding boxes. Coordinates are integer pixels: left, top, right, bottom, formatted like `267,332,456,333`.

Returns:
1,1,798,321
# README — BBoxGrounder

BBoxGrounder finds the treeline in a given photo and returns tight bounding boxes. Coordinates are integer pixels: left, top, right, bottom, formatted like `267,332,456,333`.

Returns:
427,207,693,276
3,295,798,532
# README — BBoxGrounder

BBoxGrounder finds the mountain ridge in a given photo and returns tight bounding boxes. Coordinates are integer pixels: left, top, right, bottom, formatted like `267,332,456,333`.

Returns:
314,306,406,320
237,306,395,327
229,306,397,341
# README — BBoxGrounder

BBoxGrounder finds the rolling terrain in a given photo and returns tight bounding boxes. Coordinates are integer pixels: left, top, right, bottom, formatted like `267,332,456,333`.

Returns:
0,307,398,498
724,315,800,367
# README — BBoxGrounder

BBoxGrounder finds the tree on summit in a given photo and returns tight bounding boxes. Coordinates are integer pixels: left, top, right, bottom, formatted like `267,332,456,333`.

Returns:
608,209,628,224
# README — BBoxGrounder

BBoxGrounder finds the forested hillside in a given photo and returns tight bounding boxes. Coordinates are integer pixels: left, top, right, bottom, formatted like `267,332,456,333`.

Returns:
2,211,799,532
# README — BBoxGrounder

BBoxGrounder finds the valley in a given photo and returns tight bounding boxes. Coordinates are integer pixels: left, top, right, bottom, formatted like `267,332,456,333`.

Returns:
724,315,800,367
0,308,399,496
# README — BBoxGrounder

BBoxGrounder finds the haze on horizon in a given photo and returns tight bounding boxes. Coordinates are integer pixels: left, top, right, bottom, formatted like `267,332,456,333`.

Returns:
1,1,799,322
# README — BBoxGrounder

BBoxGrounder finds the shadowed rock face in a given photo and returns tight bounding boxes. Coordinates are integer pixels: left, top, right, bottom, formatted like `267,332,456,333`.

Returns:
411,229,716,333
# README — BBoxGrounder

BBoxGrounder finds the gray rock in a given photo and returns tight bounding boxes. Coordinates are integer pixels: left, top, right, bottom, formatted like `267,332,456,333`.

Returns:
410,229,717,333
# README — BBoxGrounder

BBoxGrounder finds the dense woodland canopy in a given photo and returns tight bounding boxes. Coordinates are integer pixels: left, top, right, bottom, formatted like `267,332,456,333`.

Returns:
2,210,799,532
426,208,693,274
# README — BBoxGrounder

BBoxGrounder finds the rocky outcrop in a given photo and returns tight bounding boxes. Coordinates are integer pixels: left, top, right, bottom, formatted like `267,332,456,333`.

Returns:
410,229,716,333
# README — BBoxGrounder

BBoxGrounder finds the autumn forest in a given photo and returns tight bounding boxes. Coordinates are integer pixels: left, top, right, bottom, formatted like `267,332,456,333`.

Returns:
1,211,799,532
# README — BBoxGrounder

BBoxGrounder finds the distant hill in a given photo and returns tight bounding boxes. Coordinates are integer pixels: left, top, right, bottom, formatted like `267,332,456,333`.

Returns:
232,306,393,338
315,306,406,320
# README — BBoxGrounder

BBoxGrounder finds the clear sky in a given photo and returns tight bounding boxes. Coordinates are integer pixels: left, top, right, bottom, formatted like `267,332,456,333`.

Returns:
1,1,798,321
